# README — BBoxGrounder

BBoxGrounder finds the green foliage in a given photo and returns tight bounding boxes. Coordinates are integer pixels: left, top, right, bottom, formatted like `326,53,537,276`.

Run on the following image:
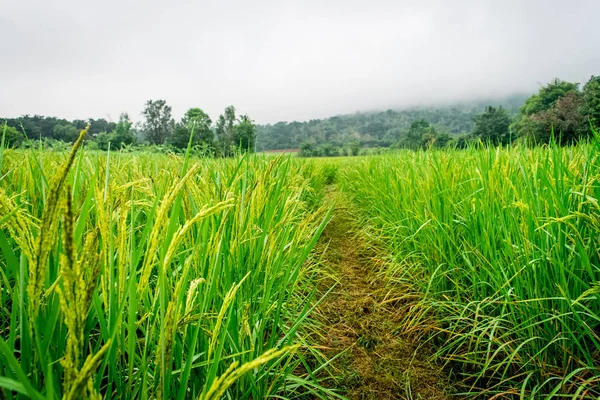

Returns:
298,142,357,158
215,107,257,157
448,133,476,149
529,92,588,144
348,140,360,156
88,118,118,136
512,78,581,141
2,115,115,142
0,101,258,157
434,132,452,148
19,138,73,151
110,113,136,148
522,78,579,116
215,106,237,156
141,99,174,144
300,142,314,157
0,124,24,148
5,76,600,154
319,143,337,157
95,131,111,150
234,115,257,153
509,76,600,145
52,123,80,142
92,113,136,150
472,106,511,145
396,119,449,149
583,75,600,130
170,124,203,151
169,108,213,150
258,95,528,150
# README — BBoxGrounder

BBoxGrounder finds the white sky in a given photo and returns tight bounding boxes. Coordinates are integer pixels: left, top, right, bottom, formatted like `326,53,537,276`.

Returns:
1,0,599,124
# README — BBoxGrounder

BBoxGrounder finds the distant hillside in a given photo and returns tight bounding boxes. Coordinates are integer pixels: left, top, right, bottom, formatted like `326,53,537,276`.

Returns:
256,94,529,150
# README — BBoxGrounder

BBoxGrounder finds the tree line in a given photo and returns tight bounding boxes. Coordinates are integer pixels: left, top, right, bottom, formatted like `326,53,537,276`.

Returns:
263,75,600,156
459,76,600,148
1,100,257,157
3,75,599,155
258,94,528,153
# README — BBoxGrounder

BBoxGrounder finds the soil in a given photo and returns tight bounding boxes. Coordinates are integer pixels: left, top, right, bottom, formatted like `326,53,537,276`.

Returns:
314,188,454,400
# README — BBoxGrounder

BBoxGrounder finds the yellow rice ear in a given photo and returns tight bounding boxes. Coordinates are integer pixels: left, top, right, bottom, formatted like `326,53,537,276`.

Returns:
29,125,89,322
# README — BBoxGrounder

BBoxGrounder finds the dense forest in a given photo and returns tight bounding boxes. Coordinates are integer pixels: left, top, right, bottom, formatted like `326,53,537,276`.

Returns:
2,76,600,156
256,93,528,151
275,75,600,156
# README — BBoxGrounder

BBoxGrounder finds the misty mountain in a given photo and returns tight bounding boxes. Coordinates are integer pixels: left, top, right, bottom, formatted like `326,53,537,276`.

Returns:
257,94,529,150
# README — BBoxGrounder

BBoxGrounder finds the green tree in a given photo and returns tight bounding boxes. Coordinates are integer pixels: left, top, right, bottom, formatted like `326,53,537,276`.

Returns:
408,120,429,148
215,106,237,156
2,125,25,148
142,100,174,144
349,140,361,156
234,115,257,153
448,133,474,149
88,118,116,137
300,142,314,157
521,78,579,115
319,143,336,157
583,75,600,130
111,113,136,149
530,92,587,144
95,132,111,151
398,119,437,149
72,119,88,130
52,123,79,142
512,78,579,138
472,106,511,145
434,132,452,148
169,108,213,150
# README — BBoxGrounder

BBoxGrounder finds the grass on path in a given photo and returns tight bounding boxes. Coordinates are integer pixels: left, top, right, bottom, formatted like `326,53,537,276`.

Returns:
313,187,454,399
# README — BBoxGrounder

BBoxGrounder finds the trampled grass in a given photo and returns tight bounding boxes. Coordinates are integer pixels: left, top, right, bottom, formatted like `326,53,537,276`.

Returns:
340,137,600,397
0,129,338,399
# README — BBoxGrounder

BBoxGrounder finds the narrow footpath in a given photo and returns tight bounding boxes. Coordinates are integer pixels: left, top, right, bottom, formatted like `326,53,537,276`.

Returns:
314,188,452,399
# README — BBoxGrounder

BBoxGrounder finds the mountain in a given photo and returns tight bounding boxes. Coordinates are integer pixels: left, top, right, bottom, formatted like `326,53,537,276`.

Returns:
256,93,529,150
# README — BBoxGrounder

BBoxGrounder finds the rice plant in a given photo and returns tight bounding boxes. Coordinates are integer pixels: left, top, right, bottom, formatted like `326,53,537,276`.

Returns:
0,129,339,399
3,124,599,399
340,135,600,398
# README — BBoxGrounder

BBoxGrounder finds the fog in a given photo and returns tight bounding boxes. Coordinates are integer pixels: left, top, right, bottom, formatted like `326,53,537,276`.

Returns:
1,0,599,124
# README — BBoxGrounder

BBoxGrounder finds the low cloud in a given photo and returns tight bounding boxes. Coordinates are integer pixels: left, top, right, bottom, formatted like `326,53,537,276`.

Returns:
1,0,599,123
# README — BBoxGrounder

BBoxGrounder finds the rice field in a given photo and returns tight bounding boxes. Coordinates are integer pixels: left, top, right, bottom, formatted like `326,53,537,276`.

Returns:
340,135,600,397
1,127,600,399
0,129,336,399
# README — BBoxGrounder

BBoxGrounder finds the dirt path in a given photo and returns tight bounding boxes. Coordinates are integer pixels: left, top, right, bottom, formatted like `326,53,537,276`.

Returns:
314,188,452,399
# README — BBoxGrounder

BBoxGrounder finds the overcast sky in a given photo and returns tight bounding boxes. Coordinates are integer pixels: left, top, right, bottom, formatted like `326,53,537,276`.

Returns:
1,0,599,124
